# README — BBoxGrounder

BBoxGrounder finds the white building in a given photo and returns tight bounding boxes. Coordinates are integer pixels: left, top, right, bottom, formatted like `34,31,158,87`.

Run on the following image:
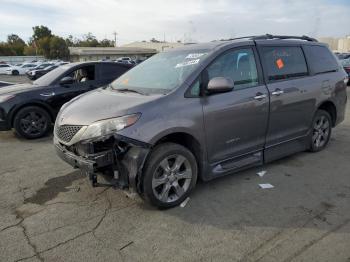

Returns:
68,47,157,62
122,41,184,52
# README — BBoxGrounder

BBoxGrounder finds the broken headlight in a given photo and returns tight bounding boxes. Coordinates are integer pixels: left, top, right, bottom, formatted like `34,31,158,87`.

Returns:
80,113,141,141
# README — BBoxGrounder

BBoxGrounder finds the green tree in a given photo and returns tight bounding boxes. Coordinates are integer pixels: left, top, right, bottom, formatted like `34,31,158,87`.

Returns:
23,45,37,56
99,39,114,47
0,42,16,56
37,36,51,57
32,25,52,41
7,34,26,55
49,36,69,59
76,32,100,47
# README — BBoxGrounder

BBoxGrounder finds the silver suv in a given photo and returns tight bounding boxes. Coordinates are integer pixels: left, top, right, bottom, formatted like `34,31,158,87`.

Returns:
54,35,348,208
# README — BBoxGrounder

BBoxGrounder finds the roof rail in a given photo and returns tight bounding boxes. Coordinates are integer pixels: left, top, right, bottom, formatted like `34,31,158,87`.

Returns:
252,34,318,42
219,34,318,42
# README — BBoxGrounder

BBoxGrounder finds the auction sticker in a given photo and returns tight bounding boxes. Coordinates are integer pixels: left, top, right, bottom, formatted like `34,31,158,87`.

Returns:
175,59,200,68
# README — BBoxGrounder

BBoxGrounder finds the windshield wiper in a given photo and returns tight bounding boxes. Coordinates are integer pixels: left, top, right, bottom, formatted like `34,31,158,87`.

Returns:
115,88,146,95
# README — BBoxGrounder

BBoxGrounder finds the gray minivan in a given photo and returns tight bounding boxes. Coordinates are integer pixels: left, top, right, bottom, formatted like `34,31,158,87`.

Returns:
54,35,348,208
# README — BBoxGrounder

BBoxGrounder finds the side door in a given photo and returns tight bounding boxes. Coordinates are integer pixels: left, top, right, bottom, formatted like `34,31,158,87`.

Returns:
201,47,270,173
0,64,10,74
258,45,314,161
47,64,98,113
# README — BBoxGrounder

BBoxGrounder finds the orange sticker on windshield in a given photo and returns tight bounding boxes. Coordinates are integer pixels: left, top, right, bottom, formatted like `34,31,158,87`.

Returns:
276,58,284,69
122,78,129,85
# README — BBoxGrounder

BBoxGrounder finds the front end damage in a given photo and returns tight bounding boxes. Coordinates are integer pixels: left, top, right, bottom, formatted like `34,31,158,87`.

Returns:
55,134,150,193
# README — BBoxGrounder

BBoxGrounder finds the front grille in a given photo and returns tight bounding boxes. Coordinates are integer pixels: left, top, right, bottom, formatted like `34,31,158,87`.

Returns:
56,125,83,143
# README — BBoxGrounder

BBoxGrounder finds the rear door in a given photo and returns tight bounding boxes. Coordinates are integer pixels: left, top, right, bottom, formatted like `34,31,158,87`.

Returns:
201,47,269,171
258,44,314,157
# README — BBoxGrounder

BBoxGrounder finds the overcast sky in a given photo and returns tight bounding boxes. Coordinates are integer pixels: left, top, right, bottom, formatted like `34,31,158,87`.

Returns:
0,0,349,44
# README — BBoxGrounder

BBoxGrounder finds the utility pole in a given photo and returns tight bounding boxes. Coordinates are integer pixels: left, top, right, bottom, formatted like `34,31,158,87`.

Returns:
113,31,118,47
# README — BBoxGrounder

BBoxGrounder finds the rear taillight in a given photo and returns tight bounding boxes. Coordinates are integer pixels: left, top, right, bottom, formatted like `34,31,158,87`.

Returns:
344,67,350,72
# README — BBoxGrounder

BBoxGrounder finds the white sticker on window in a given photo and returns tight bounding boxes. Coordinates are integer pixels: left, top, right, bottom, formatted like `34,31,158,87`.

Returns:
185,53,207,59
175,59,200,68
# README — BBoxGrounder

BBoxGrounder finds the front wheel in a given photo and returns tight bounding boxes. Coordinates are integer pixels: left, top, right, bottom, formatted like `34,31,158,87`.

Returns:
13,106,51,139
12,70,19,76
142,143,198,208
309,110,332,152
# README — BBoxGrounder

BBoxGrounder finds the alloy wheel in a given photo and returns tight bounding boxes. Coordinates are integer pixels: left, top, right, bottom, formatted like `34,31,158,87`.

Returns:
152,154,192,203
20,111,48,136
312,115,330,149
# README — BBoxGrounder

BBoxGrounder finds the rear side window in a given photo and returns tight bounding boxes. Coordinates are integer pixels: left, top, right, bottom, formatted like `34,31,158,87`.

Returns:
100,64,129,79
261,46,308,81
303,45,339,74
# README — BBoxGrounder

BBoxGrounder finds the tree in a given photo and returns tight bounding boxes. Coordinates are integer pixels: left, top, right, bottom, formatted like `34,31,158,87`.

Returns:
0,42,16,56
7,34,26,55
37,36,51,57
49,36,69,59
32,25,52,41
23,46,36,56
99,39,114,47
76,32,100,47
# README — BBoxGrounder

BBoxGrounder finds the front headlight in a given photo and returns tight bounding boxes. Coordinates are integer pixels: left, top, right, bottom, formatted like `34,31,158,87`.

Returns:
80,113,141,141
0,95,15,103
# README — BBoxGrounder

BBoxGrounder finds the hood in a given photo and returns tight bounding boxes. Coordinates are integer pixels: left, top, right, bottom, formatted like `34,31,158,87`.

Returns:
58,88,161,126
0,83,39,95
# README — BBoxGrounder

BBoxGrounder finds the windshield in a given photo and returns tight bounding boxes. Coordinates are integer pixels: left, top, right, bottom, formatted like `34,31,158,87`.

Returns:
33,65,69,86
110,49,210,94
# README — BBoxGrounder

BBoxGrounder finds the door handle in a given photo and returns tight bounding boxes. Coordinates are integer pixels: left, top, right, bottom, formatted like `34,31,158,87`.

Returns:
271,89,284,96
40,92,55,97
254,93,267,100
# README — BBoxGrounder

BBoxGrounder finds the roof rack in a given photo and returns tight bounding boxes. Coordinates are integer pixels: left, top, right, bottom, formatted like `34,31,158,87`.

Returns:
220,34,318,42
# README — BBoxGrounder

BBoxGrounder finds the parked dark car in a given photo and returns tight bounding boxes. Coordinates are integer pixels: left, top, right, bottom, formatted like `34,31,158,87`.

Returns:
341,59,350,85
26,65,59,80
0,62,132,139
54,35,348,208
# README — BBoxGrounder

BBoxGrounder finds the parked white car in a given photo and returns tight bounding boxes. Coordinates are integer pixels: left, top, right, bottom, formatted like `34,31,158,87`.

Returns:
0,64,12,74
5,63,37,75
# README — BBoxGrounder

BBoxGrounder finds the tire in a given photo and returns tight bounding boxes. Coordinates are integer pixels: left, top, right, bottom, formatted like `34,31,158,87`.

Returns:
309,110,332,152
12,70,19,76
13,106,51,139
142,143,198,208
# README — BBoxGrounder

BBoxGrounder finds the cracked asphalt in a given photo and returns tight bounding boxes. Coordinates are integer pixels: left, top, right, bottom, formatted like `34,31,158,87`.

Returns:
0,85,350,261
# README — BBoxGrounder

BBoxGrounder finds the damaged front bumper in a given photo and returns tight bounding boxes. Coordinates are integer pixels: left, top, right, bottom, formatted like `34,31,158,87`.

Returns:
54,134,150,192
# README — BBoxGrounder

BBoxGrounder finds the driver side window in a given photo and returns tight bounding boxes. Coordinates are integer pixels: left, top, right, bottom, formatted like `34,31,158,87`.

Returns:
64,65,95,84
205,48,258,90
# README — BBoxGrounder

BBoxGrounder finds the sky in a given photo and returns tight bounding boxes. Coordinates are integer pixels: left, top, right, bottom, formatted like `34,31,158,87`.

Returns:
0,0,349,45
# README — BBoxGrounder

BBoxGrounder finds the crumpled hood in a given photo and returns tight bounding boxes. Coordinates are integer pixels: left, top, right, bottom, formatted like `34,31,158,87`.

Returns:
58,88,161,126
0,83,39,95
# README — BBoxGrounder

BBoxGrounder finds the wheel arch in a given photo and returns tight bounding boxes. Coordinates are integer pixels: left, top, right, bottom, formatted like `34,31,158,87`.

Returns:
10,102,55,127
317,100,337,127
145,131,205,180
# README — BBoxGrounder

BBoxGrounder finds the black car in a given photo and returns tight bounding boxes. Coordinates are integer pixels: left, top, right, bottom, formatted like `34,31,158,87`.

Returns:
0,62,132,139
26,65,59,80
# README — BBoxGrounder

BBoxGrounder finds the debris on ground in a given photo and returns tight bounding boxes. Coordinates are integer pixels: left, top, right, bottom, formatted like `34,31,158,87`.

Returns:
180,197,190,208
256,170,267,177
259,183,274,189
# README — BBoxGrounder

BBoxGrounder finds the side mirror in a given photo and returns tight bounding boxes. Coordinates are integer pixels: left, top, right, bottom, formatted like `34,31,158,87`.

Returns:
59,76,74,86
207,77,234,94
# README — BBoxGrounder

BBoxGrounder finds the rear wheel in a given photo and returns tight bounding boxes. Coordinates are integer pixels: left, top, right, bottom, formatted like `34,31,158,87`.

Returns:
13,106,51,139
309,110,332,152
142,143,198,208
12,70,19,76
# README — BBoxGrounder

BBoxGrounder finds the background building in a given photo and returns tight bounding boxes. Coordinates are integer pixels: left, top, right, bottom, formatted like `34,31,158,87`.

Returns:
122,41,184,52
318,36,350,52
68,47,157,62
